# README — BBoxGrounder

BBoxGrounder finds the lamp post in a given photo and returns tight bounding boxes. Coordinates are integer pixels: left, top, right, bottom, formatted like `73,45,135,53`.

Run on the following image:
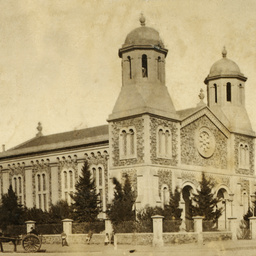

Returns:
250,194,256,216
228,193,234,217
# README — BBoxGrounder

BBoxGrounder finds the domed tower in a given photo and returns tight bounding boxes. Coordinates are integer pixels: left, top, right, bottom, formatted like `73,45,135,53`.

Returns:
108,16,179,209
204,47,253,135
109,14,176,120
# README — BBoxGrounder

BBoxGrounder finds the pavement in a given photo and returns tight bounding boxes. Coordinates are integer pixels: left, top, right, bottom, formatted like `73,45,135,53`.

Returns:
1,239,256,255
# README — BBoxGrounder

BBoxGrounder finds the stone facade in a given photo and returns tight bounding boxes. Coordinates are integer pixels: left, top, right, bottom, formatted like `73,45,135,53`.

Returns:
150,116,178,166
234,134,254,175
111,117,144,167
181,115,228,169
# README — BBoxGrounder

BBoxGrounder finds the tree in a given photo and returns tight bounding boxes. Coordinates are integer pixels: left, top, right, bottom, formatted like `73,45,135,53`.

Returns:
192,172,222,229
107,175,135,227
71,161,100,222
0,185,24,232
164,187,183,220
48,200,73,223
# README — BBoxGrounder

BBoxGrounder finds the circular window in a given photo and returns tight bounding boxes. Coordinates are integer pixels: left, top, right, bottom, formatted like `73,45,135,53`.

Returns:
195,127,216,158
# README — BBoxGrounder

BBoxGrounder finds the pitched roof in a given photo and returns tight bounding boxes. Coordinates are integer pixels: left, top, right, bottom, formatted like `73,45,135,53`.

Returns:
0,125,109,159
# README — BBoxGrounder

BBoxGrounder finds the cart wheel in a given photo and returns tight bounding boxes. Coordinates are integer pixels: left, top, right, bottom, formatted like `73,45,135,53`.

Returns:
22,234,41,252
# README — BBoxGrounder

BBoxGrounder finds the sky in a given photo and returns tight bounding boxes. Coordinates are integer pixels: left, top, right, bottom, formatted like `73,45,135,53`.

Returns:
1,0,256,149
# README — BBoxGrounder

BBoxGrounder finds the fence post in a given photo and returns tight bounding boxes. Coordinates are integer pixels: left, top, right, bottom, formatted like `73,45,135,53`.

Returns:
151,215,164,247
192,216,203,243
249,217,256,240
228,217,237,240
105,219,113,235
25,220,36,233
62,219,73,244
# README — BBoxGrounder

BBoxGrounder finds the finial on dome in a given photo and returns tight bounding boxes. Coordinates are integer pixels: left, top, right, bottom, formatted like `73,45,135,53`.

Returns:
36,122,43,137
140,13,146,26
222,46,227,58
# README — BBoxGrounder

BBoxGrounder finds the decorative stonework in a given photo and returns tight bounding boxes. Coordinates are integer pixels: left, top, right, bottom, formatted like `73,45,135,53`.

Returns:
57,156,79,201
31,159,52,207
158,169,172,196
121,169,137,197
239,179,250,195
181,108,229,138
181,171,199,187
181,115,227,169
195,126,216,158
8,163,26,205
150,117,178,166
206,173,230,188
234,134,254,175
111,117,144,166
85,152,109,203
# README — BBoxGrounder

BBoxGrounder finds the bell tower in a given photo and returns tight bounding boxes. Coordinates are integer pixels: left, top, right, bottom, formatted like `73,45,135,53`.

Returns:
204,47,253,135
109,15,177,121
107,15,179,209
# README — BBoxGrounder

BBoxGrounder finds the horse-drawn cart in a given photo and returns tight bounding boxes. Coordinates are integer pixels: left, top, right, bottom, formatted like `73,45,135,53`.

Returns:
0,233,42,252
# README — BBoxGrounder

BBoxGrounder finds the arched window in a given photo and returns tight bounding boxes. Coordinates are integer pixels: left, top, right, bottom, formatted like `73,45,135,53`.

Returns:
14,177,17,194
69,170,73,189
127,56,132,79
242,191,249,214
157,56,161,80
142,54,148,77
129,129,135,155
91,165,105,211
61,169,75,205
12,175,24,204
214,84,217,103
157,127,172,158
162,185,169,207
120,128,136,159
121,130,127,156
239,143,250,169
36,173,48,211
226,82,231,102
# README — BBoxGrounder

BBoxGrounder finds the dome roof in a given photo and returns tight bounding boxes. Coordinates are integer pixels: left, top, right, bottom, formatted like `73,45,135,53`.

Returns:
124,26,164,48
122,15,164,48
209,47,243,77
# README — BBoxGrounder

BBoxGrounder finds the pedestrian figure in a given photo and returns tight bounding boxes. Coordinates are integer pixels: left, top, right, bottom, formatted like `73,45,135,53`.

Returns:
61,232,68,246
104,233,109,245
86,230,93,244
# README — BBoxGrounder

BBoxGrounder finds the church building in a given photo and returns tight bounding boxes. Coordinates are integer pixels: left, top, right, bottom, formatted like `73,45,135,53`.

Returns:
0,15,255,227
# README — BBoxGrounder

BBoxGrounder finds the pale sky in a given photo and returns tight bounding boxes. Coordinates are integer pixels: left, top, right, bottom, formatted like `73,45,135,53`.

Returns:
1,0,256,149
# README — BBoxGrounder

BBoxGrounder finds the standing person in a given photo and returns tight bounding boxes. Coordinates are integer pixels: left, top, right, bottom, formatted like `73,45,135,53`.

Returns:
61,232,68,247
104,233,109,246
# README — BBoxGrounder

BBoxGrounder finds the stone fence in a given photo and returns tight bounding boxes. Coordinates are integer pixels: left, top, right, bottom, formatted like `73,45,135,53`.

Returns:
24,216,256,247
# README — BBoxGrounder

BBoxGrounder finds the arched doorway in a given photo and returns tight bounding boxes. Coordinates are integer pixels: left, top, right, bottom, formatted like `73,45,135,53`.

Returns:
182,185,193,231
217,188,228,230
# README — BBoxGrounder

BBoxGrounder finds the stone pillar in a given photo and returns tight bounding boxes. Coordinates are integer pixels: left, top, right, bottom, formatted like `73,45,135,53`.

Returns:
228,217,237,240
193,216,203,243
62,219,73,235
105,219,113,236
151,215,164,247
25,220,36,233
249,217,256,240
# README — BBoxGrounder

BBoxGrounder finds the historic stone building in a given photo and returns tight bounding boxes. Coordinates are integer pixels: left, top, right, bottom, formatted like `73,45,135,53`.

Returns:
0,16,255,227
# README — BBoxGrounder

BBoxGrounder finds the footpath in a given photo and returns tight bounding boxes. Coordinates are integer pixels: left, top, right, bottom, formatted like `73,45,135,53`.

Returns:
1,239,256,255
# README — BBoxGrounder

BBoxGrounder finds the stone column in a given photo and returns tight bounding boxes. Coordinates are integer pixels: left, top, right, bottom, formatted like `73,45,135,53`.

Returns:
249,217,256,240
228,217,237,240
193,216,203,243
25,220,36,233
105,219,113,236
62,219,73,235
151,215,164,247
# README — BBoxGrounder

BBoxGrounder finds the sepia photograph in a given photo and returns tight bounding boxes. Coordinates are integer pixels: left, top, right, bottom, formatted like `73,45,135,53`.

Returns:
0,0,255,255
